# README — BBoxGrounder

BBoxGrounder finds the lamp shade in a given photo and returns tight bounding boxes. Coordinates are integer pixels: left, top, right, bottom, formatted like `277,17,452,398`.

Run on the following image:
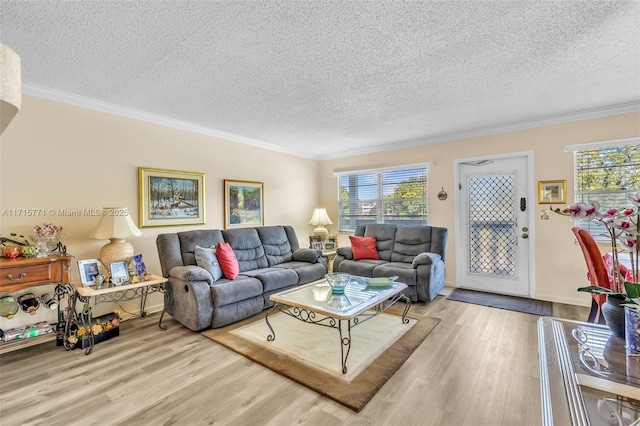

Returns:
308,208,333,226
89,207,141,267
309,208,332,238
89,207,142,240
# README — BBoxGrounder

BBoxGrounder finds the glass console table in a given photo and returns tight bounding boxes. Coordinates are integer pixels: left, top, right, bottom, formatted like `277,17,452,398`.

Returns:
537,317,640,425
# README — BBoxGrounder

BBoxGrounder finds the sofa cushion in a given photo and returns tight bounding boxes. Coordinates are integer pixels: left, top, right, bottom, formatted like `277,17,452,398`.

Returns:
334,258,386,277
241,267,298,292
373,263,417,286
349,236,380,260
222,228,269,272
256,226,294,266
392,226,432,263
357,224,397,261
216,242,240,279
274,261,328,284
194,245,223,281
177,229,225,266
209,276,263,307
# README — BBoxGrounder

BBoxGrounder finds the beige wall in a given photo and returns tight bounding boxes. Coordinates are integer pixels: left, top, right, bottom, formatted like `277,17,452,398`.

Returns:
319,112,640,306
1,96,638,331
0,96,319,329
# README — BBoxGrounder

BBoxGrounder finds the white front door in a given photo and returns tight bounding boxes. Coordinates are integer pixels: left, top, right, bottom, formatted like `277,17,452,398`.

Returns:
456,154,532,297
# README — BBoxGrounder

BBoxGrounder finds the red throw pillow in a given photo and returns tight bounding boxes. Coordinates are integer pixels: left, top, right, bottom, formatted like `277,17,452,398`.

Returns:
349,236,380,260
216,242,239,279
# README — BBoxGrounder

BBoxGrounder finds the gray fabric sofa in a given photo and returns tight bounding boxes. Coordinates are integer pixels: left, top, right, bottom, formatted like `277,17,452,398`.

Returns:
333,224,448,302
156,225,328,331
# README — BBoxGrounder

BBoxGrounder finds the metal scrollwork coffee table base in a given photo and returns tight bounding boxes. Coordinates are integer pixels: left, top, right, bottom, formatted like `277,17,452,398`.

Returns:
265,278,410,374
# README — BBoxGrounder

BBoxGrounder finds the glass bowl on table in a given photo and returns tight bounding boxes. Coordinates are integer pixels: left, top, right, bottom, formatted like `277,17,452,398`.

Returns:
324,273,352,294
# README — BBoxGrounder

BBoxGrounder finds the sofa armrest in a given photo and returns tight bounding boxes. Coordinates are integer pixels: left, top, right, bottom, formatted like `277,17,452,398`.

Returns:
336,246,354,260
292,248,322,263
168,265,213,284
412,252,442,268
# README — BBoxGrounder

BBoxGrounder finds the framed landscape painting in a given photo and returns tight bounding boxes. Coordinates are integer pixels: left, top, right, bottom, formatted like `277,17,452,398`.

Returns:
139,167,206,227
224,180,264,229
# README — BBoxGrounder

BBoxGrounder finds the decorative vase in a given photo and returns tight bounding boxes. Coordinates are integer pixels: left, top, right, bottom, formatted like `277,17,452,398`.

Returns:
29,233,63,258
602,294,626,338
625,304,640,354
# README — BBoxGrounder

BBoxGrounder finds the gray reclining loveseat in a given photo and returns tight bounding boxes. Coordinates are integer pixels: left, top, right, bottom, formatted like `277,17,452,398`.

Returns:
333,224,448,302
156,225,327,331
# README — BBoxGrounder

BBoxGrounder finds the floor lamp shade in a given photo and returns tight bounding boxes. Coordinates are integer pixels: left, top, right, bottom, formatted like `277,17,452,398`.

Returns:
309,208,333,237
89,207,142,266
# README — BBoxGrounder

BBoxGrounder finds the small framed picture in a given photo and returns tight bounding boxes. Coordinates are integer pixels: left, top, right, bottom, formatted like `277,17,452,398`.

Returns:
326,235,338,248
324,242,336,250
309,235,321,248
78,259,101,287
110,261,130,286
132,253,147,277
538,180,567,204
312,242,324,251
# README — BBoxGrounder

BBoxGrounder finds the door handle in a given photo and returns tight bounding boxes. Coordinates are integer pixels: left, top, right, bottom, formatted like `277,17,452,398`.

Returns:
522,233,529,239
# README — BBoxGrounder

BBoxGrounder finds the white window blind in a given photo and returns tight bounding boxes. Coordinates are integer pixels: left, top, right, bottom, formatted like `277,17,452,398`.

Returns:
574,143,640,239
337,166,428,232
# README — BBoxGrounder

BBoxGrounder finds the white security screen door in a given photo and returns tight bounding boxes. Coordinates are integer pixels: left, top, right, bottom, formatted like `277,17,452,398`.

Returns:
457,155,531,297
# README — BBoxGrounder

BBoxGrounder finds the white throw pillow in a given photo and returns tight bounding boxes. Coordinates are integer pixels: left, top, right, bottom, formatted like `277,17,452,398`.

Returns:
194,245,223,281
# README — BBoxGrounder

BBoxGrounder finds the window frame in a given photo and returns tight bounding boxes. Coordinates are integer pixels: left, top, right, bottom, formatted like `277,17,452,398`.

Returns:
566,138,640,241
334,163,431,233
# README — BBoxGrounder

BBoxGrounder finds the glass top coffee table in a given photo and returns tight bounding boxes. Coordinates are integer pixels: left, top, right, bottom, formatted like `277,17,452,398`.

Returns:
265,276,410,374
537,317,640,426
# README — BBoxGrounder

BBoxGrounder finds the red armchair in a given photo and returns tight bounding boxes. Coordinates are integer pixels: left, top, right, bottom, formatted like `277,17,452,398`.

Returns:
572,227,610,323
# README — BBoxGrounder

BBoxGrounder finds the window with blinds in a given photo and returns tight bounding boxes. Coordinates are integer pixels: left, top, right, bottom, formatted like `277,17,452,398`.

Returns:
574,143,640,239
338,166,428,232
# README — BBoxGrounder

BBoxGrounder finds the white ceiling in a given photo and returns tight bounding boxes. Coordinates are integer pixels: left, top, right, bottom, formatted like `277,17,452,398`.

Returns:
1,1,639,160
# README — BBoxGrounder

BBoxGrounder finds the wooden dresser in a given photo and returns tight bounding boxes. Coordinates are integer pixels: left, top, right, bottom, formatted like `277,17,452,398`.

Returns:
0,254,74,293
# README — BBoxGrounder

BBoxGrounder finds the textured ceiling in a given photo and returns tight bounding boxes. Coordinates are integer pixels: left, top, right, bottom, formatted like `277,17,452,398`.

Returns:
1,1,639,159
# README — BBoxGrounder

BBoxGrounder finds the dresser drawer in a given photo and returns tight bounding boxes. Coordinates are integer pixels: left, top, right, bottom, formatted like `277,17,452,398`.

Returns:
0,256,73,293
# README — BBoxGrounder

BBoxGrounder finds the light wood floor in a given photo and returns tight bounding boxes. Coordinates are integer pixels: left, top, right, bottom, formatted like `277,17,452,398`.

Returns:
0,296,588,426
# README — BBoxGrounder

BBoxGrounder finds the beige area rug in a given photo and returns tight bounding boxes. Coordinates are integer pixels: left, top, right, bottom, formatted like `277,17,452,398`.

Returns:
202,309,440,412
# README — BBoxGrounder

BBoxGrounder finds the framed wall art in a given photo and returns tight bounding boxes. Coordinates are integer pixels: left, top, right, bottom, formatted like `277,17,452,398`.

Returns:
538,180,567,204
224,180,264,229
139,167,205,227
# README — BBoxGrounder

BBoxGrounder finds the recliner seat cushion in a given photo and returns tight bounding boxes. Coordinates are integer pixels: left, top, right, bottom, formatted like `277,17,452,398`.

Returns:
209,276,263,307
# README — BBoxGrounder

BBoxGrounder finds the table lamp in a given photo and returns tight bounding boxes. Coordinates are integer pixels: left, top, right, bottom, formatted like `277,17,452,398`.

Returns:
89,207,142,267
309,208,333,239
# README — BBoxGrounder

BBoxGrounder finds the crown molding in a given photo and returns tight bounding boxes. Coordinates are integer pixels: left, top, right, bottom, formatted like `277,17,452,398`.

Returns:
319,101,640,160
22,83,320,160
23,84,638,162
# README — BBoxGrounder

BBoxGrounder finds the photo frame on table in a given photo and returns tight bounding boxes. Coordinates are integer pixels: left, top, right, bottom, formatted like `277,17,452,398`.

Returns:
224,179,264,229
324,242,336,250
309,235,321,248
311,242,324,251
139,167,205,228
78,259,101,287
538,180,567,204
132,253,147,277
109,261,130,286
